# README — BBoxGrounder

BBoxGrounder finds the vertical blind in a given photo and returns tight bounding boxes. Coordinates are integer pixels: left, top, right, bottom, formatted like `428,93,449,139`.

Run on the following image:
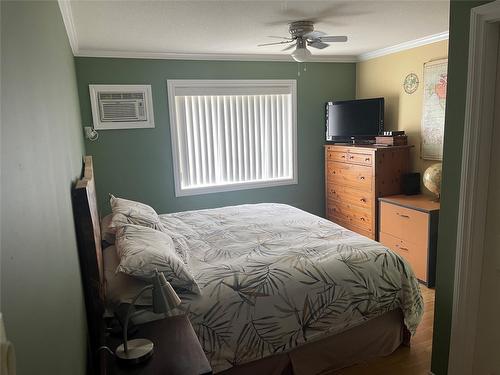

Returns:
168,81,297,196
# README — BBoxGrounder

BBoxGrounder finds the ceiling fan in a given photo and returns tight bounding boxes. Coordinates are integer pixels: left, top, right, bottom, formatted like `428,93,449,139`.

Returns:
258,20,348,62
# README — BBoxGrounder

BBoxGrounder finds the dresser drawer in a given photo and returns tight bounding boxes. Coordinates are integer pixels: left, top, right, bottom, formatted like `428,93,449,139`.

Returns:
327,162,373,191
327,200,372,232
325,148,373,166
333,217,375,239
346,151,373,166
327,150,349,163
326,184,372,210
379,201,429,246
379,232,428,282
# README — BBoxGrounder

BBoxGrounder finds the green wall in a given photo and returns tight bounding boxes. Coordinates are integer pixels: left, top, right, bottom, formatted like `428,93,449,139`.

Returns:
431,1,489,374
75,58,356,216
1,1,87,374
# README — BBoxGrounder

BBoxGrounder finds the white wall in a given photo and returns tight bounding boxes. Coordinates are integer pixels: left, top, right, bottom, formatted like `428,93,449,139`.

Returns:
1,1,87,374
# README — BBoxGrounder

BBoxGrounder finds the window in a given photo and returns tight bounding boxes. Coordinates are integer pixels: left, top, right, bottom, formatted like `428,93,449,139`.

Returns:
167,80,297,196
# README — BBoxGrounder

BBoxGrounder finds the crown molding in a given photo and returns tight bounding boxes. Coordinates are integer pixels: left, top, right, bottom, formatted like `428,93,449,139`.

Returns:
358,31,449,61
58,0,78,53
74,49,358,63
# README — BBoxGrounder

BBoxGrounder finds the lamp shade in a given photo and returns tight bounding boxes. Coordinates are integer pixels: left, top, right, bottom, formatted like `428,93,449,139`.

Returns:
152,270,181,314
291,47,311,62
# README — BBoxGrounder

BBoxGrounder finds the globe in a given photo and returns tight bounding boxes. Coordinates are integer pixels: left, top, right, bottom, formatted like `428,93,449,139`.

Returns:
423,163,442,200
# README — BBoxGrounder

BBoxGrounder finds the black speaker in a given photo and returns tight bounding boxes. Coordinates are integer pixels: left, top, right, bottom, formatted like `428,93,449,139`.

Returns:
402,173,421,195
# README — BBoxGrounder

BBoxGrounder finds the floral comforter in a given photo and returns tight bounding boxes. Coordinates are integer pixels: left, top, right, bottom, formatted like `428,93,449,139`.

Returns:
159,203,423,373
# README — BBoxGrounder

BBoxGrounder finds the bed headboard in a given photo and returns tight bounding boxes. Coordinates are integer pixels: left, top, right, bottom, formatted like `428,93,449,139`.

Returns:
72,155,105,373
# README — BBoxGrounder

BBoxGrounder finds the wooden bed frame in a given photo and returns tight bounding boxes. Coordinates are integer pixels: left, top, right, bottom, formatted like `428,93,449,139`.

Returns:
72,156,410,375
72,156,106,373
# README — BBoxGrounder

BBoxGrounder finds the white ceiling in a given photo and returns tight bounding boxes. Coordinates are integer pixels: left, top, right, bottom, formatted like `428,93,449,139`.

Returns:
63,0,450,62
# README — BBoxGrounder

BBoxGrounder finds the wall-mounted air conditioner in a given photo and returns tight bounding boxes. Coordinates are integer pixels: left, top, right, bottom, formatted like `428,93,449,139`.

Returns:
89,84,155,130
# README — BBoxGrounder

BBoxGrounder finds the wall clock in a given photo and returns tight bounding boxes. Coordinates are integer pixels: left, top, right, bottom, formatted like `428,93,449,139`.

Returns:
404,73,419,94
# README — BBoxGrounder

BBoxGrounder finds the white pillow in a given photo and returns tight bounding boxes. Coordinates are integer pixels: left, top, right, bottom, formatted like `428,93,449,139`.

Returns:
109,195,163,231
115,224,201,295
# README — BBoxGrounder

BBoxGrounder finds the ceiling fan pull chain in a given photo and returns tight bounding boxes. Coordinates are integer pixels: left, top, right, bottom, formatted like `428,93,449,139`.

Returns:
297,62,301,77
304,63,307,72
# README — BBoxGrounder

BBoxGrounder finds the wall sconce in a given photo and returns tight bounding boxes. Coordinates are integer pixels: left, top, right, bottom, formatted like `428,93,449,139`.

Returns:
84,126,99,141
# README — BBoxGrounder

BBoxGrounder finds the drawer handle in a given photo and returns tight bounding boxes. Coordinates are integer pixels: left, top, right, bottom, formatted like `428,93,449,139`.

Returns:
365,157,370,161
359,176,365,180
396,244,409,251
360,217,365,221
341,155,346,158
360,198,367,203
397,213,410,218
349,155,354,159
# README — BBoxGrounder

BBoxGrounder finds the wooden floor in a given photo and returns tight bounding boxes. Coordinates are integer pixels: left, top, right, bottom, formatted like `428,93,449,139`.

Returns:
331,285,435,375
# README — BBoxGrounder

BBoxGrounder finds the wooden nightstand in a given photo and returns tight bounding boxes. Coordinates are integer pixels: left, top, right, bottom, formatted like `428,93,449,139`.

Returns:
378,194,439,287
104,315,212,375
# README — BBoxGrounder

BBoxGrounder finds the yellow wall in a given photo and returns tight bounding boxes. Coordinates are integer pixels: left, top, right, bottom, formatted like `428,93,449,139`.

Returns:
356,40,449,177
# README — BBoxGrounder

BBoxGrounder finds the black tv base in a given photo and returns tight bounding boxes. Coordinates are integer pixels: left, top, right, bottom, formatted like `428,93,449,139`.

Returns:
325,139,376,146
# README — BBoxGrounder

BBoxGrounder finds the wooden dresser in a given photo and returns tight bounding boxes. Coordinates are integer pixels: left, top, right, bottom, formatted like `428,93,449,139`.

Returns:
324,144,411,240
379,195,439,287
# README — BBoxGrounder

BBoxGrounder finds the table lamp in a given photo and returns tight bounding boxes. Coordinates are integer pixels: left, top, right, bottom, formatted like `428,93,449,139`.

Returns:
115,269,181,363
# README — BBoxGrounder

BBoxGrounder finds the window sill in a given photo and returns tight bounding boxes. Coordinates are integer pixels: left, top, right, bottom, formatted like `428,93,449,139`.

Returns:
175,177,298,197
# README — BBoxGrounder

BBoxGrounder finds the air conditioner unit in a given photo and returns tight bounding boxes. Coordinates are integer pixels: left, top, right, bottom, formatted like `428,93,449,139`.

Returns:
89,84,155,130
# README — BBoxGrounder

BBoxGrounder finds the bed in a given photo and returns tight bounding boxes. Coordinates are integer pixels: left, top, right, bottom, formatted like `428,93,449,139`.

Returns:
73,156,423,374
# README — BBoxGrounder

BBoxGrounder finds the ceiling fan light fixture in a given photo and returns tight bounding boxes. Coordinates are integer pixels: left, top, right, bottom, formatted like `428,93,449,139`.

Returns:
291,47,312,62
257,20,348,62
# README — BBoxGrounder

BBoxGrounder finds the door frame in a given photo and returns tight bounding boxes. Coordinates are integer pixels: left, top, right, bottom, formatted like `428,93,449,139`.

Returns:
448,2,500,374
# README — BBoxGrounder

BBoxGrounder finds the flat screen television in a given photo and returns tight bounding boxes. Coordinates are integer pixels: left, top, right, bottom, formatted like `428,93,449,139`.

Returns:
326,98,384,142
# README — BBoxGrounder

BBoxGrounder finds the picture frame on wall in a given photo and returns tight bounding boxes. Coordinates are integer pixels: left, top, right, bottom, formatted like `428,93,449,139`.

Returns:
421,58,448,161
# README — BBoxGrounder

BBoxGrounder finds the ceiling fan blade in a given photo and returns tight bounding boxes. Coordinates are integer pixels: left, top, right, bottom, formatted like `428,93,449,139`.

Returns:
282,43,297,51
319,35,348,43
308,40,329,50
267,36,293,40
258,40,295,47
304,30,326,40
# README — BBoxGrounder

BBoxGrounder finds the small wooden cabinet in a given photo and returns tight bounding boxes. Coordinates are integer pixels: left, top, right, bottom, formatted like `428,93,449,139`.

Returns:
324,144,411,240
378,195,439,287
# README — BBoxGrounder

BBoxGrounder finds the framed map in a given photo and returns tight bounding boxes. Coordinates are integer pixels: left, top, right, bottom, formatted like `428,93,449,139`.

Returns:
421,58,448,160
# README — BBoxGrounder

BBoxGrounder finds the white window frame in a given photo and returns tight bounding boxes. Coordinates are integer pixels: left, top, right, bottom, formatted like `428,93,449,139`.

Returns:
167,79,298,197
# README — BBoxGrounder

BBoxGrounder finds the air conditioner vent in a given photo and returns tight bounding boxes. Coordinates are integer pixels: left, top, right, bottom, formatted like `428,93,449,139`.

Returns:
89,85,155,130
98,92,144,100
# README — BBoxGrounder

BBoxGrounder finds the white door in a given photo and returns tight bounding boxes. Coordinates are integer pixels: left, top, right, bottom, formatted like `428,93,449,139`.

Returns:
448,2,500,374
471,30,500,375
